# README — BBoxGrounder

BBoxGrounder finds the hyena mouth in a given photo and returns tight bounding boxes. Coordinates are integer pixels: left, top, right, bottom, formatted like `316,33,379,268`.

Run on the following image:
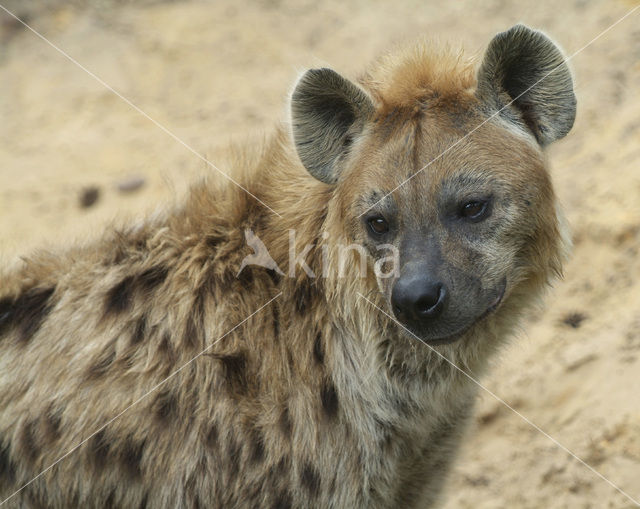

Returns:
399,278,507,347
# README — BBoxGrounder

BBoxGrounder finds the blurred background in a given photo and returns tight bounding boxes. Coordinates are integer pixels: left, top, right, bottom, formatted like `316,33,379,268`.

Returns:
1,0,639,507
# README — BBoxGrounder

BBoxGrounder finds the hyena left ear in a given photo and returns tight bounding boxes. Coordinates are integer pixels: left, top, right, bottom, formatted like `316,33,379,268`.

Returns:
476,24,576,146
291,68,374,184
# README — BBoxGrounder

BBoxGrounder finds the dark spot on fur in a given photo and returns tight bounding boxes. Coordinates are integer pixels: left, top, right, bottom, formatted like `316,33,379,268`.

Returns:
0,439,16,482
392,395,411,417
20,419,39,462
137,265,169,292
121,437,145,478
133,234,147,252
237,266,254,286
118,349,136,371
374,417,395,452
300,462,321,498
183,314,201,350
249,428,265,465
183,287,207,349
109,244,127,265
104,490,116,508
43,405,62,442
320,381,339,420
10,286,56,343
90,430,110,472
138,492,149,509
313,332,324,366
272,305,280,339
205,234,225,250
87,344,116,379
0,295,14,338
278,406,292,435
131,315,147,345
286,348,295,372
227,438,241,478
211,352,248,394
105,276,135,315
153,390,177,422
158,332,174,359
274,456,289,476
293,281,317,315
265,268,282,286
217,270,236,291
271,491,293,509
206,423,218,449
382,430,393,452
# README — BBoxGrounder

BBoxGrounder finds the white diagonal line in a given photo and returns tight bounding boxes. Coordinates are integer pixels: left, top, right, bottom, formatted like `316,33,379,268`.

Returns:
356,292,640,507
0,4,282,218
0,292,282,506
359,5,640,218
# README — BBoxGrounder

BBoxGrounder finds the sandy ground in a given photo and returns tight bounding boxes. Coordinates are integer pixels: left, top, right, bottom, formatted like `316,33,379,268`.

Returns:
1,0,639,507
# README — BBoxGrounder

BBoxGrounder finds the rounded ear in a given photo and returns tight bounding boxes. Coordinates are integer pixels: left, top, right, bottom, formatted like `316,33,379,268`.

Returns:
476,24,576,146
291,68,374,184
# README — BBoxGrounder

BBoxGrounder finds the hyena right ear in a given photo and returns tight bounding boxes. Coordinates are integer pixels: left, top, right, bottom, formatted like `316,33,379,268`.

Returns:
291,68,374,184
477,24,576,146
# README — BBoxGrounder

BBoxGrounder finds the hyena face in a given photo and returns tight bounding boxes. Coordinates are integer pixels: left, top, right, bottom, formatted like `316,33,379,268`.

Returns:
291,25,576,344
343,117,550,344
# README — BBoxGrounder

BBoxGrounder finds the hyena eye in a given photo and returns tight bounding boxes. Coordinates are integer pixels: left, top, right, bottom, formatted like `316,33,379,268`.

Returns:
367,216,390,235
459,200,489,221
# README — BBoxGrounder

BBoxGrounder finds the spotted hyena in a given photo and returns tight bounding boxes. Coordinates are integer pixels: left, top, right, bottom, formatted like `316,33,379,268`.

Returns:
0,25,574,508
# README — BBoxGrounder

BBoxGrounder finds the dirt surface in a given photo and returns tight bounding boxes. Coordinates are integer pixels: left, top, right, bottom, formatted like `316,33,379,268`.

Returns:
1,0,639,507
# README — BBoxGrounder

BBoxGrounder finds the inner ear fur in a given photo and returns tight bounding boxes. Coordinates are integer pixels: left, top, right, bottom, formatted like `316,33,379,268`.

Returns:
291,68,374,184
476,24,576,146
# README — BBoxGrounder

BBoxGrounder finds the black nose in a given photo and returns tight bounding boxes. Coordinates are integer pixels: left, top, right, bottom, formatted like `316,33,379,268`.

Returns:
391,276,447,322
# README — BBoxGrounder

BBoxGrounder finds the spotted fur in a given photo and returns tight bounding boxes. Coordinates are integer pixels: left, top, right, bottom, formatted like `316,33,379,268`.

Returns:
0,25,573,508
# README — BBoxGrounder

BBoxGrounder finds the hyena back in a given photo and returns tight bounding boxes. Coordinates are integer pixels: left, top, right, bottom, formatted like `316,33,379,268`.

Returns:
0,25,574,508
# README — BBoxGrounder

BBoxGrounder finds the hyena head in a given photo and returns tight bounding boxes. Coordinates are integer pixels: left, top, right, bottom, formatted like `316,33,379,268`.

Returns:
290,25,575,346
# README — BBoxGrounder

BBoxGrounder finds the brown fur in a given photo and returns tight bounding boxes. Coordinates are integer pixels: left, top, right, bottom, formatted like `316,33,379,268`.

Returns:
0,26,573,508
362,41,476,111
